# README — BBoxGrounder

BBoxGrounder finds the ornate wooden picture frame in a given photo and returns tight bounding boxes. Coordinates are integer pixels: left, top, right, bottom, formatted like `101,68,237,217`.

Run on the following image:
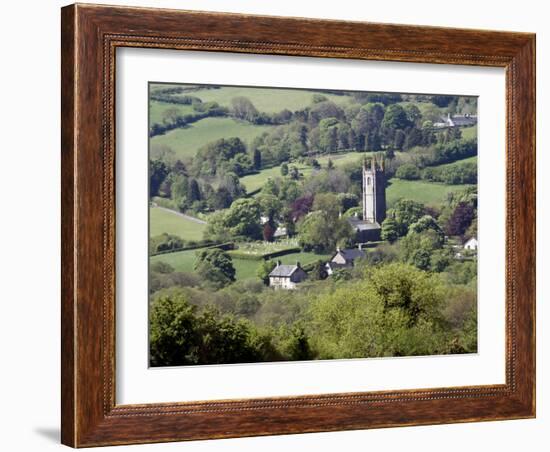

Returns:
61,3,535,447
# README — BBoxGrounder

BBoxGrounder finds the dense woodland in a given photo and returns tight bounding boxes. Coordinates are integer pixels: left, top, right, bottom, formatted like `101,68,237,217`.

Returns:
148,84,478,366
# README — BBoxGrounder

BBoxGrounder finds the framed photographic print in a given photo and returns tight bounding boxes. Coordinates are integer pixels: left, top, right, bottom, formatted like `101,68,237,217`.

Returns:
61,3,536,447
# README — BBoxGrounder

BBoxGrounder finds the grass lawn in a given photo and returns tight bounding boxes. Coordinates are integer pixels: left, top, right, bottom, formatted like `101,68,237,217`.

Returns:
151,248,331,281
386,178,474,208
149,100,196,126
150,117,272,160
149,207,206,241
175,86,353,113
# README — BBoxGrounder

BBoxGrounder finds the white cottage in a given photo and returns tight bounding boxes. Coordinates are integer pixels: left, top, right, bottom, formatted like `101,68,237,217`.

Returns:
268,261,308,290
464,237,478,251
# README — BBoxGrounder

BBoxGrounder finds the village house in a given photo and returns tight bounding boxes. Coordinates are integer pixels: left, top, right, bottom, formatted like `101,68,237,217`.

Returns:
433,113,477,128
268,261,308,290
325,247,366,276
464,237,478,251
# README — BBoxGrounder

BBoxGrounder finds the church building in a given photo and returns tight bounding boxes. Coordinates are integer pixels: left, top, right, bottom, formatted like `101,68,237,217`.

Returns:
347,154,386,242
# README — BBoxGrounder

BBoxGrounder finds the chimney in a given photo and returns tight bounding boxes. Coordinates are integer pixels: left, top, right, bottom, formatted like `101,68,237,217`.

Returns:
358,243,362,250
276,260,282,267
336,246,341,253
296,261,301,268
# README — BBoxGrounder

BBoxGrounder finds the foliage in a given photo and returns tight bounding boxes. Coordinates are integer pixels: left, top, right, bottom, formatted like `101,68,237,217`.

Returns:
150,233,185,254
446,202,476,236
257,260,277,285
395,163,421,180
387,199,426,236
194,248,236,289
149,293,277,366
309,263,447,358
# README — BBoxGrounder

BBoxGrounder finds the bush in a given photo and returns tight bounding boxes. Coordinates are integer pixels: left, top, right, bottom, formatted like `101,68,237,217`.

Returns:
395,163,421,180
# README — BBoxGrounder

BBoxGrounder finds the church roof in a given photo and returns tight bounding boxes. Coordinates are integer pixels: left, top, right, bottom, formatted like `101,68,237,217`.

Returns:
347,217,381,231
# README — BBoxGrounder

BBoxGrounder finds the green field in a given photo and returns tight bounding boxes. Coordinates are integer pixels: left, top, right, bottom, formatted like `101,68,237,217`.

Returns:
461,125,477,140
386,178,473,208
151,248,331,281
150,206,206,241
241,151,366,194
150,117,272,160
149,100,196,126
435,155,477,169
172,86,353,113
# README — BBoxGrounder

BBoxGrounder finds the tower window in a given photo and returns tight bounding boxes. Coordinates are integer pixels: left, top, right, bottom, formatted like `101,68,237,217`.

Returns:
366,177,371,186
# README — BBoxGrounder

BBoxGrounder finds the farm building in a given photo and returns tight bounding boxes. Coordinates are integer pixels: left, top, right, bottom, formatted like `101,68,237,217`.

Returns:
268,261,308,290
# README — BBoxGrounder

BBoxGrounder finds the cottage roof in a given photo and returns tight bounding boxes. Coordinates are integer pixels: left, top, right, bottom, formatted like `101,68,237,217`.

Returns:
269,264,299,278
337,248,366,261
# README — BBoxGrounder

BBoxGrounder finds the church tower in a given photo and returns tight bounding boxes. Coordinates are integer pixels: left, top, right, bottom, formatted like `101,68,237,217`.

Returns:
362,155,386,225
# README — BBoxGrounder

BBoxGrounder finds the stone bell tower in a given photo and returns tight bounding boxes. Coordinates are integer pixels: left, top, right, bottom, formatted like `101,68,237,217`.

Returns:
362,154,386,224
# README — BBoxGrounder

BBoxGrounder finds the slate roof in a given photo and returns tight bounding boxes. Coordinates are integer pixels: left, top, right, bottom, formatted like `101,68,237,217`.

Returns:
347,217,381,231
338,248,366,261
269,264,299,278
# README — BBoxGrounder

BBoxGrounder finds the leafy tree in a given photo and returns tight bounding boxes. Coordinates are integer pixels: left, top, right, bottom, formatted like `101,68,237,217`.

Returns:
150,261,175,274
223,198,263,239
309,263,446,359
311,260,328,280
150,293,274,366
187,178,201,202
150,233,184,254
312,93,328,103
230,96,259,122
263,222,276,242
382,104,412,131
194,248,236,288
446,202,476,236
257,260,276,285
289,166,300,180
298,210,354,253
280,162,289,176
381,217,399,243
252,148,262,170
389,199,425,236
395,163,421,180
149,159,169,197
404,104,422,125
409,215,445,245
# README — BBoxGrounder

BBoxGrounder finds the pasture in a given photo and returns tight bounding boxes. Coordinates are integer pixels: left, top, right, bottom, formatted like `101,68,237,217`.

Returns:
175,86,354,113
386,178,474,208
151,248,331,281
149,100,196,126
150,117,272,160
149,206,206,241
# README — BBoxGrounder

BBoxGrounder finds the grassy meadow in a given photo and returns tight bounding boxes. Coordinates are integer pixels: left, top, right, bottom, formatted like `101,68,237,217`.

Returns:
386,178,474,208
150,206,206,241
151,117,272,160
151,247,332,281
172,86,352,113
